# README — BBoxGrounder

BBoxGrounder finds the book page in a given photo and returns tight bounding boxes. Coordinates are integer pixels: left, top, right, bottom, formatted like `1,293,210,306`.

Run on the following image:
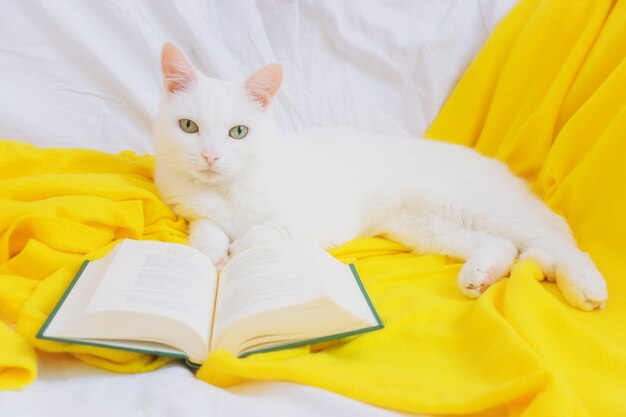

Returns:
211,241,324,347
86,240,216,341
315,249,378,325
42,257,114,336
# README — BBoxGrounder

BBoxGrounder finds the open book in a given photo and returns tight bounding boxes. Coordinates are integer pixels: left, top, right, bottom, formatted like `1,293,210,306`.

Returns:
37,239,382,364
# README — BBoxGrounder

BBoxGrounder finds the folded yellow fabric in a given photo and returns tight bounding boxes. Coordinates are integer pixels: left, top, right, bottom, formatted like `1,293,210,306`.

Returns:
0,141,188,388
197,0,626,416
0,321,36,390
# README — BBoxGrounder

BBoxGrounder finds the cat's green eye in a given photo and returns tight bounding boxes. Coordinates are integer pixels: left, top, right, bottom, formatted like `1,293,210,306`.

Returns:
179,119,199,134
229,125,249,140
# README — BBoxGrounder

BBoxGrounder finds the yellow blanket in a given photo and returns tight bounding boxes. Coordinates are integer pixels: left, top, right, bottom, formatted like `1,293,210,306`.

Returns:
0,144,188,388
2,0,626,416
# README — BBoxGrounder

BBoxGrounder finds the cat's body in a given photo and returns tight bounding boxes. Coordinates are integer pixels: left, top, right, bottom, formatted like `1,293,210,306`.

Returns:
154,42,607,311
157,125,562,254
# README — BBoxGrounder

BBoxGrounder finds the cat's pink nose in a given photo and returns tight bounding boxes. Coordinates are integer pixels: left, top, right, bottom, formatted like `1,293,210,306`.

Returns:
202,153,219,167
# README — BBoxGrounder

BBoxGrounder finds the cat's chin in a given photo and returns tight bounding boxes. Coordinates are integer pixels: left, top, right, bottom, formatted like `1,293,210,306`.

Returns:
190,168,223,183
190,165,238,184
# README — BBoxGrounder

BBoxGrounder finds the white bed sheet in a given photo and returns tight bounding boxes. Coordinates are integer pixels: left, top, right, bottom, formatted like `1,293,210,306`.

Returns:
1,352,416,417
0,1,517,416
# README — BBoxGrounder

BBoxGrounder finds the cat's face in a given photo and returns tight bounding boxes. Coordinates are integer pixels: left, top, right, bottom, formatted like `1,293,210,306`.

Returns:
154,42,282,184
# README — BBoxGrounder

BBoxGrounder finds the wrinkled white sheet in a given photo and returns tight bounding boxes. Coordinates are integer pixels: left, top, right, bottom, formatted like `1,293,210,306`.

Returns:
0,1,517,416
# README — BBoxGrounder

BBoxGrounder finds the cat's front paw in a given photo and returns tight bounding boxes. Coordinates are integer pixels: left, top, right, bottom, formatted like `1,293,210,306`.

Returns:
556,254,607,311
188,221,230,269
190,235,229,269
229,224,288,256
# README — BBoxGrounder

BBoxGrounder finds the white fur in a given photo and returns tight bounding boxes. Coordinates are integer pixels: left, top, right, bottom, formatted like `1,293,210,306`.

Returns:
154,47,608,311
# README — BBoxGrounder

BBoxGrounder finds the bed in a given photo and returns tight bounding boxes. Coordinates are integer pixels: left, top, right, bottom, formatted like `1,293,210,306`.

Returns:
0,1,517,416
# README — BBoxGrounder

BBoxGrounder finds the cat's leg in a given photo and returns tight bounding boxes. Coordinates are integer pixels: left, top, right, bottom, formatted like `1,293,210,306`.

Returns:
229,204,362,256
485,204,607,310
457,238,519,298
188,219,230,269
518,239,607,311
554,250,607,311
519,247,557,281
382,215,518,298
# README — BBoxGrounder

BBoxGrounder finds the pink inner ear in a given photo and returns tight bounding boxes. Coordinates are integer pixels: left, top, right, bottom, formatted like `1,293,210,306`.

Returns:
161,42,197,94
244,63,283,108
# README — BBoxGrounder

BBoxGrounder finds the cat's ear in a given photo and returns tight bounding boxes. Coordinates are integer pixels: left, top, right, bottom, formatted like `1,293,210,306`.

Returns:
161,42,197,94
243,63,283,109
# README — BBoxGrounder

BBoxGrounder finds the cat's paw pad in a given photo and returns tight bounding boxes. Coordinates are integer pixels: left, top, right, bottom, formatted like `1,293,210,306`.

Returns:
190,237,229,268
458,263,500,299
557,262,608,311
213,254,229,271
458,241,516,299
188,225,230,267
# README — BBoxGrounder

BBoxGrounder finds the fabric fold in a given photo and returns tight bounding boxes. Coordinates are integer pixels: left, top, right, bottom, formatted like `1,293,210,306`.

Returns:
0,140,188,387
0,321,37,390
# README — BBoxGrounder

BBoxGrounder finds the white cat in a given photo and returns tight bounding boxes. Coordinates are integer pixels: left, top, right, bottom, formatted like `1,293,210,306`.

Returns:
154,42,607,311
